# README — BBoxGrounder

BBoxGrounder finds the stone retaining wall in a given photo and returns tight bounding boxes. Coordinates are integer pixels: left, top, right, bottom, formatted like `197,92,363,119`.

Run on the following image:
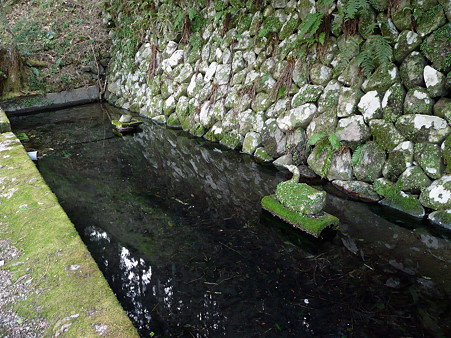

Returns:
104,0,450,223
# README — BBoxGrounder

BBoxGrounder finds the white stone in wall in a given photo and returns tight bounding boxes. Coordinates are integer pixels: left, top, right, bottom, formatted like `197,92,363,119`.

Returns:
222,48,232,64
211,100,227,120
187,73,204,98
174,64,194,84
276,103,317,131
233,94,252,113
225,88,239,109
215,64,232,85
202,23,214,40
234,32,252,51
215,48,223,63
238,109,259,135
204,62,218,82
337,87,362,117
163,95,176,115
198,82,213,102
201,44,210,62
162,41,178,59
335,115,371,143
232,51,245,72
266,99,290,118
199,101,214,128
135,43,151,64
232,69,249,86
243,50,257,69
358,91,382,122
245,70,260,84
242,132,262,155
259,75,276,93
272,0,287,8
423,65,446,97
167,50,184,67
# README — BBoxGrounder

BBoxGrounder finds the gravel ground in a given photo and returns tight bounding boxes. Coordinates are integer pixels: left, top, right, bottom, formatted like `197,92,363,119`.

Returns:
0,239,49,337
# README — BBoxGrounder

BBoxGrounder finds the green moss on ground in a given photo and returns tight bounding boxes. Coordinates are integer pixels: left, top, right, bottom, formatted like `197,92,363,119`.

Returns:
0,132,137,337
261,195,339,237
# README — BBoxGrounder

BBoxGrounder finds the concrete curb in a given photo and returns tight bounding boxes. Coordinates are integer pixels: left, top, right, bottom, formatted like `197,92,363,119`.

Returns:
0,85,100,115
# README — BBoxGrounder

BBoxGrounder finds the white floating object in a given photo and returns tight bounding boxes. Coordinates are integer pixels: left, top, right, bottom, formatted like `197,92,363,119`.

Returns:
27,151,38,161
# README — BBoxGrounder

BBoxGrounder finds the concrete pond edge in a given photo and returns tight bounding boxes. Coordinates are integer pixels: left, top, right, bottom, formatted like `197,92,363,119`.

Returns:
0,108,138,337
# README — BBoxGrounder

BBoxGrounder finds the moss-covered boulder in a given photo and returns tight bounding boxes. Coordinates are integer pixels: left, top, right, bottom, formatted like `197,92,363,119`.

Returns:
254,147,273,163
377,12,399,43
400,52,427,89
219,131,244,150
352,141,386,183
362,62,399,92
337,57,362,88
403,87,433,115
328,148,353,180
279,12,300,40
421,23,451,72
394,31,422,63
337,87,362,118
382,141,414,181
332,180,381,202
358,90,382,122
416,4,447,37
433,98,451,124
391,0,412,31
428,209,451,230
379,193,426,218
395,114,450,143
275,181,326,214
382,83,406,122
335,115,371,146
442,135,451,173
252,92,273,112
242,131,262,154
397,166,432,193
0,108,11,132
291,84,324,107
414,142,444,179
167,113,181,129
420,175,451,210
277,103,317,131
423,66,447,97
204,123,225,142
317,80,342,114
310,64,333,86
369,119,405,151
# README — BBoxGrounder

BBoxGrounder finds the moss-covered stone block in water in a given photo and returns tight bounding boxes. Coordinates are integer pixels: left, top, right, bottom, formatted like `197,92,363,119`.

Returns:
414,142,444,179
421,23,451,72
252,147,272,164
261,195,339,237
420,175,451,210
203,123,224,143
190,124,206,138
275,181,326,214
242,131,262,155
219,132,243,150
369,119,405,151
416,5,447,37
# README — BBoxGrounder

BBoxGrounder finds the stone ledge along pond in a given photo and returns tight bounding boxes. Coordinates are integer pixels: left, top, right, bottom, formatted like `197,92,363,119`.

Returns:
10,103,450,337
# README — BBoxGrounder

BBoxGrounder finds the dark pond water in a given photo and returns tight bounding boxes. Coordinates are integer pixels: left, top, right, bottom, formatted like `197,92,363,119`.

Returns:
10,103,451,337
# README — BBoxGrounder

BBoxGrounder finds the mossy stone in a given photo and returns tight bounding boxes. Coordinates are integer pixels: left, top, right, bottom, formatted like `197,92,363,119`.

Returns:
332,180,381,202
219,132,244,150
424,66,447,97
421,23,451,72
362,63,399,92
190,123,205,138
382,141,414,181
317,80,342,114
394,30,422,63
404,87,434,115
242,131,262,155
416,5,447,37
261,195,339,237
391,0,412,31
395,114,450,144
254,147,274,163
397,166,432,193
399,52,427,89
420,175,451,210
353,141,386,183
382,83,406,123
337,87,363,118
379,194,426,218
442,135,451,173
428,209,451,230
0,108,11,132
166,113,181,129
203,123,224,142
275,182,326,214
414,142,444,179
369,119,405,151
358,5,377,38
279,13,300,40
292,84,324,107
377,12,398,43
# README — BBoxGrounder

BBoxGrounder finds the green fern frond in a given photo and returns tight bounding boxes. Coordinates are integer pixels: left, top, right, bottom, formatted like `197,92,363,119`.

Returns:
357,50,374,77
344,0,370,19
308,133,327,146
298,13,323,38
351,145,363,166
328,134,341,150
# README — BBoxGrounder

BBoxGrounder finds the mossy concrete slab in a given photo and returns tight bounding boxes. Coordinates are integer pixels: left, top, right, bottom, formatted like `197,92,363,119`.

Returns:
261,195,339,238
0,107,11,133
0,132,137,337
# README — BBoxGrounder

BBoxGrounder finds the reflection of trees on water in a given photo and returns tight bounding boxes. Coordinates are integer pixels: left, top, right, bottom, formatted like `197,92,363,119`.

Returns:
85,226,226,336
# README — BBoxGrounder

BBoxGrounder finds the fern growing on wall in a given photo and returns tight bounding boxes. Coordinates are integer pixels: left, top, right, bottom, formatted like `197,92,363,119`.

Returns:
357,34,393,77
